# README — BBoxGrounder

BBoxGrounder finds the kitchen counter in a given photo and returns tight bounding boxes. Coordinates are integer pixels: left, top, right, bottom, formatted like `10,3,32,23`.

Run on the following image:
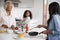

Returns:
0,33,15,40
15,33,47,40
0,26,47,40
0,32,47,40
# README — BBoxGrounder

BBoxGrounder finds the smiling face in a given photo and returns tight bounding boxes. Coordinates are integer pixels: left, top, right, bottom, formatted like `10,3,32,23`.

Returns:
6,2,12,11
26,12,30,17
23,10,32,19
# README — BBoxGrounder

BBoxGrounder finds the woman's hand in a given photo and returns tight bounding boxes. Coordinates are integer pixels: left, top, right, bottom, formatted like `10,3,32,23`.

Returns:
1,24,8,28
42,30,52,34
11,25,19,30
15,27,19,30
37,25,47,28
11,25,15,30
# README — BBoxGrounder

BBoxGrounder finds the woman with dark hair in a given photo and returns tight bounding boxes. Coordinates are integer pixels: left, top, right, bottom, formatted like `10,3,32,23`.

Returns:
23,10,32,19
48,2,60,25
23,10,32,24
42,2,60,40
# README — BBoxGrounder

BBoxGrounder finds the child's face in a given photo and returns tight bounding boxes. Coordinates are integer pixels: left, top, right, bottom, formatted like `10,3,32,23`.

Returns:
26,12,30,17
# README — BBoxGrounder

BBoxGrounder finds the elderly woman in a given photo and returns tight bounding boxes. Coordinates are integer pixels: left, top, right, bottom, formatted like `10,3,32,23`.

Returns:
0,1,17,30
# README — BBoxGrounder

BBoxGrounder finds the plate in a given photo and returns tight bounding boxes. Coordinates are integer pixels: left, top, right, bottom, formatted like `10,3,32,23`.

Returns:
28,27,47,33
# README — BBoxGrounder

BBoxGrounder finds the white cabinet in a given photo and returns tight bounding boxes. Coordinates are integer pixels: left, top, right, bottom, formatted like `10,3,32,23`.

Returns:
19,0,34,8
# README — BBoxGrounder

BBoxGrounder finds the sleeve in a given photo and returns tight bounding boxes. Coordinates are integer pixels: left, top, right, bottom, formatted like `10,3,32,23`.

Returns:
12,17,16,27
13,20,16,27
52,15,60,35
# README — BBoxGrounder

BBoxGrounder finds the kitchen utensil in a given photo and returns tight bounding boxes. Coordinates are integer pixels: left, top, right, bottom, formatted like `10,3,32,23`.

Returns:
28,32,38,36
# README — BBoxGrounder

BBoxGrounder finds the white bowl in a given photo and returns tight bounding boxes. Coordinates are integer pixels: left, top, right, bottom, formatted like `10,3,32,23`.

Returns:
7,29,13,33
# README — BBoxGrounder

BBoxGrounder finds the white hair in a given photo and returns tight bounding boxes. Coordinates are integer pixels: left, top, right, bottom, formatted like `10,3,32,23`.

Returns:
4,1,14,9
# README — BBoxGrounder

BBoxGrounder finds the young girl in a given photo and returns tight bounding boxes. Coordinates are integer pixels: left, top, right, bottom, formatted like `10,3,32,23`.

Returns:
23,10,32,24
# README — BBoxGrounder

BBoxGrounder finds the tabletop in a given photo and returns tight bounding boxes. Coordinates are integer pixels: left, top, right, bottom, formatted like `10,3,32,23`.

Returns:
0,27,47,40
15,33,47,40
0,33,47,40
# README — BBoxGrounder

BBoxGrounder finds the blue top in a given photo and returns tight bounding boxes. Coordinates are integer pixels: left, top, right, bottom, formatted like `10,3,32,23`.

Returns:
48,14,60,40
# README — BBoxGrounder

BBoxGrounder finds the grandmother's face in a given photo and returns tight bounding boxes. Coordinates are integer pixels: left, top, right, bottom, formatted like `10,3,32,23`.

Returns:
6,3,12,11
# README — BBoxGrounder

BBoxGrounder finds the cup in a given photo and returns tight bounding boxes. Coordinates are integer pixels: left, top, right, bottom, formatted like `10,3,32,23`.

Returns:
7,29,13,33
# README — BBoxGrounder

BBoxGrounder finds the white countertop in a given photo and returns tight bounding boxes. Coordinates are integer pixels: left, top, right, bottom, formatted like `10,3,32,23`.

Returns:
0,32,47,40
0,33,15,40
0,27,47,40
15,33,47,40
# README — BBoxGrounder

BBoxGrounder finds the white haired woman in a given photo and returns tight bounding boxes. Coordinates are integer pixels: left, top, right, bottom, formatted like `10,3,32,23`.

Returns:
0,1,17,31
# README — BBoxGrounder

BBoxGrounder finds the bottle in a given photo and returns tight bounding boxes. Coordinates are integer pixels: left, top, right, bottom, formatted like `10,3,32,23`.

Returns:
21,26,23,32
26,24,28,33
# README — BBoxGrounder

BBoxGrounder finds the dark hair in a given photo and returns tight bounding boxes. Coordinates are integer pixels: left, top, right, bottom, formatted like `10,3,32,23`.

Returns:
23,10,32,19
48,2,60,25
